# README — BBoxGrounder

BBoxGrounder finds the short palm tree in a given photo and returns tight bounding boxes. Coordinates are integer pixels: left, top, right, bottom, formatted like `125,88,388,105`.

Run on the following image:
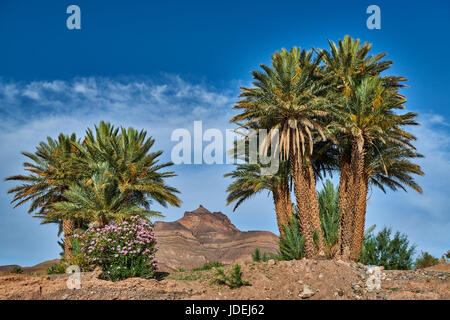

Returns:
231,47,333,257
5,133,80,261
48,162,161,224
73,122,182,213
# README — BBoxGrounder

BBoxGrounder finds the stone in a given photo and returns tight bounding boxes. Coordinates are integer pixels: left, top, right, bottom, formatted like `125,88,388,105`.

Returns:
299,284,316,299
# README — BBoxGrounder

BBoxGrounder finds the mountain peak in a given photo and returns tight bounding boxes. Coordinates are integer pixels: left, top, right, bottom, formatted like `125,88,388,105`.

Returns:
191,205,211,214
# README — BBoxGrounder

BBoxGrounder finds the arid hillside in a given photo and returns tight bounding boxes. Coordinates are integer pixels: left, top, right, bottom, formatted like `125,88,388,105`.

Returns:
154,205,279,271
0,259,448,300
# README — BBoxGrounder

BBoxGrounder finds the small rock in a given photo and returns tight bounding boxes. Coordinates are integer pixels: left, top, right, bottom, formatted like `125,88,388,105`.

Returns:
318,273,324,279
267,259,276,266
299,284,316,299
62,294,69,300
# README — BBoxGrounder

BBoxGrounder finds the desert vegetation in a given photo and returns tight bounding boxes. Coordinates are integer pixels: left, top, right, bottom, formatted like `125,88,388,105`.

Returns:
226,35,424,262
6,121,180,279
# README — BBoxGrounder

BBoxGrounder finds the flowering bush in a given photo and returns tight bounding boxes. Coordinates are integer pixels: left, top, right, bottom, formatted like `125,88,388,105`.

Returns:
73,216,158,281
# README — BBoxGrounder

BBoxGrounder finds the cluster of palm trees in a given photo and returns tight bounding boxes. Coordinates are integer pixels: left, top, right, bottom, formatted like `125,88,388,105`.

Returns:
6,121,181,262
225,36,424,261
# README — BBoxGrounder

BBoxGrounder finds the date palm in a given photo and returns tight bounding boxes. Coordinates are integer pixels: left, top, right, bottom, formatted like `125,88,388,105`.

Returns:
232,47,333,257
5,133,80,262
322,35,419,260
351,142,424,259
72,122,182,218
49,162,161,224
328,76,420,260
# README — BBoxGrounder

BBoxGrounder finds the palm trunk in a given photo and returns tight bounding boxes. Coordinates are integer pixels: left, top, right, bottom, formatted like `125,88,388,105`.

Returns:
290,155,324,258
282,183,294,220
339,141,365,260
63,219,75,264
272,185,289,236
338,150,353,259
305,158,326,257
351,172,368,261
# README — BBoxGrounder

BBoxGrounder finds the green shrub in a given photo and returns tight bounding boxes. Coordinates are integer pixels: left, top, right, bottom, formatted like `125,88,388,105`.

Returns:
359,227,415,270
318,180,340,258
414,251,442,269
277,215,305,261
47,262,67,274
277,180,340,260
74,216,158,281
252,248,272,262
10,266,23,274
192,261,224,271
211,264,251,289
68,237,91,271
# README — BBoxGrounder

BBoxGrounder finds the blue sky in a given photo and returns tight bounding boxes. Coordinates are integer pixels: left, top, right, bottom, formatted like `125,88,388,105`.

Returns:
0,0,449,266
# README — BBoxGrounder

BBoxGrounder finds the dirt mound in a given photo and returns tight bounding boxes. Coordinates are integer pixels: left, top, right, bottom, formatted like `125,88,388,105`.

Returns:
154,205,279,271
0,259,448,300
423,264,450,272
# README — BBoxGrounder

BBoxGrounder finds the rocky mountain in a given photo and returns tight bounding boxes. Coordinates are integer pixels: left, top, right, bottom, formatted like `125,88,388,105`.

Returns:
154,205,279,271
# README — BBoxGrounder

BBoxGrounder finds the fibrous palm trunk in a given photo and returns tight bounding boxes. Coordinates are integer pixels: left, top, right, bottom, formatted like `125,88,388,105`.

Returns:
338,149,353,259
272,183,294,236
63,219,75,264
305,159,326,257
339,141,365,260
351,173,368,261
290,155,325,258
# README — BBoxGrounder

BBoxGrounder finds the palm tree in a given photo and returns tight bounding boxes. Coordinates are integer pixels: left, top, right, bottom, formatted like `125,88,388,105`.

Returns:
322,35,420,260
328,76,420,260
5,133,80,262
350,142,424,259
72,122,182,224
48,162,161,224
224,161,293,235
231,48,333,257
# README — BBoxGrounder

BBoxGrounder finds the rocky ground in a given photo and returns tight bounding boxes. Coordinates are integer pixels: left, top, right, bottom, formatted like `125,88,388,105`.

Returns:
1,259,448,300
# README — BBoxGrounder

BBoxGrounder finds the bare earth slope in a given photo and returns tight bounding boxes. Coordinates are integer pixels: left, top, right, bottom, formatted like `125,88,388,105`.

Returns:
0,259,448,300
154,205,279,271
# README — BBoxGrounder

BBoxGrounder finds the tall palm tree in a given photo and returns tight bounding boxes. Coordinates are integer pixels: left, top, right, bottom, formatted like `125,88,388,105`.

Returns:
5,133,80,262
231,48,333,257
328,76,420,260
322,35,419,260
224,161,293,235
350,142,423,260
